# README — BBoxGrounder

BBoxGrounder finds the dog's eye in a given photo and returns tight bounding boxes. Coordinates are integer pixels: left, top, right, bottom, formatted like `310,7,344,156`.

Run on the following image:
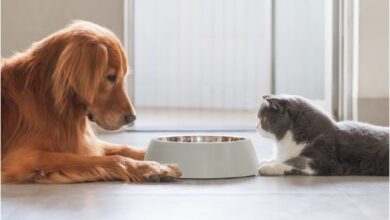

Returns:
107,75,116,82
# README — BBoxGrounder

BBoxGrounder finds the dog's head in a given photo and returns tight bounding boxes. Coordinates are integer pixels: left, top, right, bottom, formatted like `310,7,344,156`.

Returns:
52,21,135,130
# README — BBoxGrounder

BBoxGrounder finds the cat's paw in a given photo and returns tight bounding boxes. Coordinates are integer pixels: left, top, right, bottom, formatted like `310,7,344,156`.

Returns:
258,163,290,176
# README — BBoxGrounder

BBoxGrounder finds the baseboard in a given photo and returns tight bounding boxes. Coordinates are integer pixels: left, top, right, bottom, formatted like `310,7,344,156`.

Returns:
357,97,389,126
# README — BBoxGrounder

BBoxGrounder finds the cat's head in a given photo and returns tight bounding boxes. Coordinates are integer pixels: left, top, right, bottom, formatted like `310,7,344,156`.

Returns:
256,95,302,140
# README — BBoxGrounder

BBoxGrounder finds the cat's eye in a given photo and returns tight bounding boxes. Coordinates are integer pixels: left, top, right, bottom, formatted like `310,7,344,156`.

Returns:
107,75,116,82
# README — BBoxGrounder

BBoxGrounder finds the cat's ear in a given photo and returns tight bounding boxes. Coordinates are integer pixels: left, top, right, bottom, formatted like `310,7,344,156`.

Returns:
262,95,271,99
264,97,285,113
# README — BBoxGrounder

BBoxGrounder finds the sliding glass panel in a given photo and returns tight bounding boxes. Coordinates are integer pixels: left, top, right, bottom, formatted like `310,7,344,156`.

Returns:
133,0,269,130
274,0,326,106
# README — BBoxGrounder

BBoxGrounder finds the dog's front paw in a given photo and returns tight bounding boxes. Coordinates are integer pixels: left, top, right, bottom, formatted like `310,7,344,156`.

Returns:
109,156,182,183
136,161,182,182
258,163,289,176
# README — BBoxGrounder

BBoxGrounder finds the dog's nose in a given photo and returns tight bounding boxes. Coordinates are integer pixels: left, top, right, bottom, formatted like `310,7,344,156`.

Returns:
123,113,136,124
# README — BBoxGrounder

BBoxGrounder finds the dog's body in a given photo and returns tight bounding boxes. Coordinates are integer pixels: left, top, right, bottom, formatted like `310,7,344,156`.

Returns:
1,21,181,183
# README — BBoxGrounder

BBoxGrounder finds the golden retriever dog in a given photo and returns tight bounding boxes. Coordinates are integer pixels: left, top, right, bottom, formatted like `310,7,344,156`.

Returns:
1,21,181,183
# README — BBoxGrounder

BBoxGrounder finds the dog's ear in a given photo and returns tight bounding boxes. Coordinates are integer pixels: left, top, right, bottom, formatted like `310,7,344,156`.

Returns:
52,42,108,114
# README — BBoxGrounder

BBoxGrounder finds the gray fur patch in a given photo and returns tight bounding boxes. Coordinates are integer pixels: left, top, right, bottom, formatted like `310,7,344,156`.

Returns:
284,169,304,175
285,157,307,170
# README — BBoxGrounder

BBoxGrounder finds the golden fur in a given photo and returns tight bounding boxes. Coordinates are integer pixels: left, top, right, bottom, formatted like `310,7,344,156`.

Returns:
1,21,181,183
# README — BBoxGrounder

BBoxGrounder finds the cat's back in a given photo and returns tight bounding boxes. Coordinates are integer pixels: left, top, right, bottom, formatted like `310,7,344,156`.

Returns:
331,121,389,175
336,121,389,146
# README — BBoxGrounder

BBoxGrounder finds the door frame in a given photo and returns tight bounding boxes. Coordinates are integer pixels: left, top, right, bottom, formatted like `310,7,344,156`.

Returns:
124,0,135,101
325,0,358,121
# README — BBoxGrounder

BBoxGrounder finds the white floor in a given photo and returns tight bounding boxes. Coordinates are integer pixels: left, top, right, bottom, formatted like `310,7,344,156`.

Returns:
2,131,388,220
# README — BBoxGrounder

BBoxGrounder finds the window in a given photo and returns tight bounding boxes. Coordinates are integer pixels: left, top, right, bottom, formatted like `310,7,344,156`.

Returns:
126,0,332,130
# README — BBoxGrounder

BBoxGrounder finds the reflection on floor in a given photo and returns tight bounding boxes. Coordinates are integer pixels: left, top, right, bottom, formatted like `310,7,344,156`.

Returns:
2,131,388,220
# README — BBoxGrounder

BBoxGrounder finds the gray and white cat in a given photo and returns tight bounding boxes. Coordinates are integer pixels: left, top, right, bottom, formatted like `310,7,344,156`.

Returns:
257,95,389,176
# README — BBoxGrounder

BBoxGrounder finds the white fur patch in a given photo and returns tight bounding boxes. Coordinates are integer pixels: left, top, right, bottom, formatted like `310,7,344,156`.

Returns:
274,130,306,162
258,163,293,176
257,127,316,175
301,158,316,175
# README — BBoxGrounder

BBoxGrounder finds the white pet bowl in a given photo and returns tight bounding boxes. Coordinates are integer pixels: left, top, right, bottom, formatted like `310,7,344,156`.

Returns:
145,135,259,179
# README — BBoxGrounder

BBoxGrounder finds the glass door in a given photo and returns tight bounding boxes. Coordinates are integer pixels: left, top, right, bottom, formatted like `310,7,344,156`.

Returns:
125,0,334,131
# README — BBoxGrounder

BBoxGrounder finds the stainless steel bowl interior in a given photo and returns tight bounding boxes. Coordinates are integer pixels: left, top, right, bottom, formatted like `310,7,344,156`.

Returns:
157,136,245,143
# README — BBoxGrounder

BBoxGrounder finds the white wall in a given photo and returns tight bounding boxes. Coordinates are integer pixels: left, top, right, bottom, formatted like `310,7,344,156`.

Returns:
358,0,389,99
1,0,124,58
356,0,389,126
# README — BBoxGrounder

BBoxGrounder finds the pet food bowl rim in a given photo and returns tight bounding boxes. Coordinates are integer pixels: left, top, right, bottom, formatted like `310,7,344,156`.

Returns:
151,135,249,144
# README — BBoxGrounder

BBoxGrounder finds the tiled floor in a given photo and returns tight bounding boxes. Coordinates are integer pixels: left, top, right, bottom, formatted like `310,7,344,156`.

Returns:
2,131,389,220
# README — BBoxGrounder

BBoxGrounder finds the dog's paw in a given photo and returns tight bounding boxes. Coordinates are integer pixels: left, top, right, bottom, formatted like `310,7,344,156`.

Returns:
136,161,182,182
108,156,181,183
258,163,289,176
